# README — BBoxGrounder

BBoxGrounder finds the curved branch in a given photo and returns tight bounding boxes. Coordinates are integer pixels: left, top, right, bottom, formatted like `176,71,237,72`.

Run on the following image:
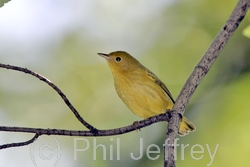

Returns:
164,1,250,166
0,113,169,136
0,113,170,149
0,133,39,150
0,63,97,132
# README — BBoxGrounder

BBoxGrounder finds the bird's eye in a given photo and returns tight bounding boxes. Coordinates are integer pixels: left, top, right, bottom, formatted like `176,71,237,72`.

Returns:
116,57,121,62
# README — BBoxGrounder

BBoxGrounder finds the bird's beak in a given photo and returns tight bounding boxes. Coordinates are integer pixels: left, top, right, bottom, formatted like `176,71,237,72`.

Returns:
98,53,110,60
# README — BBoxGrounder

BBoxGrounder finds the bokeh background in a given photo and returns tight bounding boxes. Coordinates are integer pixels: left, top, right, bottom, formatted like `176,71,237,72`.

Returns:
0,0,250,167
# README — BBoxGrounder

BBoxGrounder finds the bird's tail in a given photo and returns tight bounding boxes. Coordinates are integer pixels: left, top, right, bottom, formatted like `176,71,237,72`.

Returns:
178,116,196,136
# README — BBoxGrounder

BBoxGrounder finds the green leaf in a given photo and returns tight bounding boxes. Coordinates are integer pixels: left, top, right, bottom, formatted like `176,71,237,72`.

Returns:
0,0,11,8
242,25,250,38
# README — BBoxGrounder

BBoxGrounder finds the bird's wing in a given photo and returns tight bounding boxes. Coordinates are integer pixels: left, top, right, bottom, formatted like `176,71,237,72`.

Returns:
146,69,175,103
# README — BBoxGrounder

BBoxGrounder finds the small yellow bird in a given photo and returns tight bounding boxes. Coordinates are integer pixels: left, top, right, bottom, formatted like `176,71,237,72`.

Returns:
98,51,195,136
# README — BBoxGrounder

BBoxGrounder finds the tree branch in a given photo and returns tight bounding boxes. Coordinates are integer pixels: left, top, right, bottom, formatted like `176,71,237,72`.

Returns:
0,113,170,149
164,0,250,166
0,63,97,132
0,133,39,150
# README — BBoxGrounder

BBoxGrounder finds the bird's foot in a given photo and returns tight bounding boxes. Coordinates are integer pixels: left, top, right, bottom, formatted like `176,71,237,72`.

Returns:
133,121,141,132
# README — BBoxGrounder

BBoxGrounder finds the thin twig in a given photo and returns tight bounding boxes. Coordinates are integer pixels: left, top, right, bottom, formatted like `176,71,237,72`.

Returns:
164,1,250,167
0,63,97,132
0,133,39,150
0,113,170,149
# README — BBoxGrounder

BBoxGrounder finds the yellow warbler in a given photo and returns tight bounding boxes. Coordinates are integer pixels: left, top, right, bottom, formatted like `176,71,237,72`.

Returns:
98,51,195,136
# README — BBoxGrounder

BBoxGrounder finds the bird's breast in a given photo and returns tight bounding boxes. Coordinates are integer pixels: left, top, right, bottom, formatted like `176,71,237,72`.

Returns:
113,72,173,118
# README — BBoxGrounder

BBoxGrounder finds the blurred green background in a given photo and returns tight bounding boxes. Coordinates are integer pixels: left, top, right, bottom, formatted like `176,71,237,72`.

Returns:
0,0,250,167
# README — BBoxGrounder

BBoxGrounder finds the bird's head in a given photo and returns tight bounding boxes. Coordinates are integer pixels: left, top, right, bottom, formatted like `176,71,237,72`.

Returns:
98,51,141,73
